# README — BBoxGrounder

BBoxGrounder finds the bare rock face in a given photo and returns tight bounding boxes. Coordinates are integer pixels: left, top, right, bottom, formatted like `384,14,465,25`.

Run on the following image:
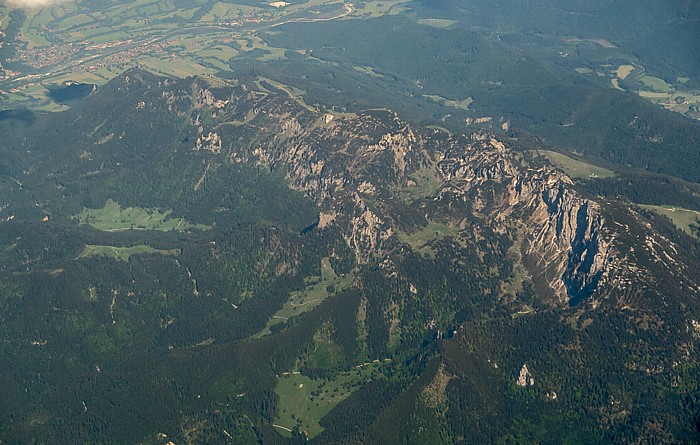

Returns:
165,77,699,307
432,134,614,304
511,172,612,305
194,132,222,154
516,363,535,387
345,193,394,262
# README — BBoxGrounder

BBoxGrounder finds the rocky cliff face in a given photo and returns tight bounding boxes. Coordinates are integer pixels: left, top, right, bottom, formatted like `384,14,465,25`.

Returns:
152,73,697,307
431,133,614,305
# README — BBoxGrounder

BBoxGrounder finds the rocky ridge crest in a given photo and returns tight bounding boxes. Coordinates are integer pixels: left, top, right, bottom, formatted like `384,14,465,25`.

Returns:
156,74,696,307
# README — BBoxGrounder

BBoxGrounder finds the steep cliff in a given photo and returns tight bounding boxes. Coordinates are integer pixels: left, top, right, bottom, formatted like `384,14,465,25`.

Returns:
152,74,697,307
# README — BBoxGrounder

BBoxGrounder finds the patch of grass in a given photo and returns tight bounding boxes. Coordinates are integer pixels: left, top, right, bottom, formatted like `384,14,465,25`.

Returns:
75,199,210,232
533,150,614,179
254,75,316,112
615,64,635,80
351,65,385,78
423,94,473,110
592,38,615,48
401,166,441,199
200,2,255,21
196,45,239,63
426,125,452,136
76,244,180,261
638,90,669,100
639,74,673,93
501,238,530,298
139,57,212,79
254,258,355,337
19,31,51,50
46,67,126,86
0,12,10,31
58,13,94,29
274,362,387,438
417,18,458,28
350,0,410,18
640,205,700,238
575,67,593,75
396,221,459,257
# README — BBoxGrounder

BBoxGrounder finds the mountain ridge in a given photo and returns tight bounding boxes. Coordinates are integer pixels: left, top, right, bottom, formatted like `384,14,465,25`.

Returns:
0,69,699,443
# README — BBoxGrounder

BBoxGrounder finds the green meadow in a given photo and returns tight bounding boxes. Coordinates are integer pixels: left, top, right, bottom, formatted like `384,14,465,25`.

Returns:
254,258,355,338
274,361,387,438
533,150,615,179
75,199,210,232
76,244,180,261
640,205,700,238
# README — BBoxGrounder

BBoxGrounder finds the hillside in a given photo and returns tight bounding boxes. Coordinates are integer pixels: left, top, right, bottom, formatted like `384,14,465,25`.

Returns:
0,70,698,443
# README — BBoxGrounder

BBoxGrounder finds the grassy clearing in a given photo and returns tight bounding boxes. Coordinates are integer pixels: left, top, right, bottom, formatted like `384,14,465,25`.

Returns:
502,238,530,298
639,74,673,93
47,66,127,85
19,31,51,50
638,91,669,100
254,75,317,112
423,94,473,110
76,244,180,261
352,65,385,78
75,199,210,232
402,166,441,199
533,150,614,179
672,92,700,103
351,0,410,18
274,361,387,438
591,38,615,48
615,64,635,80
196,45,239,63
201,2,255,21
396,221,459,257
426,125,452,136
139,57,212,79
640,205,700,238
0,12,10,31
59,13,94,29
254,258,354,338
575,67,593,75
417,18,458,28
237,35,287,61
